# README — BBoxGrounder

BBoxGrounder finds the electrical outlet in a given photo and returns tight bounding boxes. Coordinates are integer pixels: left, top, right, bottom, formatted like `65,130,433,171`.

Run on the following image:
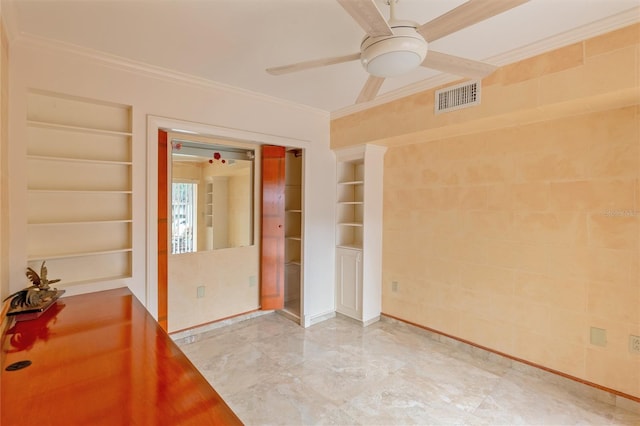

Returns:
391,281,398,292
630,335,640,354
196,286,205,298
590,327,607,347
249,276,257,287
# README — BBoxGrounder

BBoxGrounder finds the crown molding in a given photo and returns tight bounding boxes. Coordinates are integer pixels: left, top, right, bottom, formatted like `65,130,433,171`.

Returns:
331,6,640,120
14,32,329,119
1,0,20,43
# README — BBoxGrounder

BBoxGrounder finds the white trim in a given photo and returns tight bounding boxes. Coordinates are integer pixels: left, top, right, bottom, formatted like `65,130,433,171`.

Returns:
13,32,329,119
362,315,380,327
146,115,311,321
331,7,640,119
303,309,336,328
169,310,273,341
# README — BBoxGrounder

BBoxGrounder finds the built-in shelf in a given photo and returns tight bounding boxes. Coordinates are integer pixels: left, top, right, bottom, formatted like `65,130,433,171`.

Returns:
28,248,132,262
335,145,386,325
337,243,362,250
338,222,363,227
27,189,133,194
26,90,133,287
27,120,133,137
284,150,303,319
28,219,132,226
205,182,213,228
27,154,132,166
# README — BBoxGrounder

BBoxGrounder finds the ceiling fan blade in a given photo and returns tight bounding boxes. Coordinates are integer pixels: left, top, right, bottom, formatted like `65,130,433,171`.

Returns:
422,50,497,79
266,53,360,75
356,75,385,103
337,0,393,37
417,0,530,43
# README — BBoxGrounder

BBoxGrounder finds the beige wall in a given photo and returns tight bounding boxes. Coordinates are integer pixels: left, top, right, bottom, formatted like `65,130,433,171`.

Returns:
228,171,251,248
0,15,8,301
170,153,257,332
332,24,640,398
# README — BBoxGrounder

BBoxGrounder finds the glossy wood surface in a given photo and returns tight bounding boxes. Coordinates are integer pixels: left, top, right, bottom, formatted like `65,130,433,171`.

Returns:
1,288,242,426
158,129,169,330
260,145,285,310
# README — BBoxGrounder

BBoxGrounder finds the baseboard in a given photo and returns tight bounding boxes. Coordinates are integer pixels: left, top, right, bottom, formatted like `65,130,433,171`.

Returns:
362,315,380,326
276,308,300,324
382,313,640,412
170,309,271,342
303,309,336,328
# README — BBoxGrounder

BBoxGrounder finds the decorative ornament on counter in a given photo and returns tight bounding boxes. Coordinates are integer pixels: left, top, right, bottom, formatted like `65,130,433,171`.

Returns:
3,261,65,321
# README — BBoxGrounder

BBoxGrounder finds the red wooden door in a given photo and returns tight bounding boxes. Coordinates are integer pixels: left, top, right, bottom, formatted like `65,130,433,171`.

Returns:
157,130,168,330
260,145,286,310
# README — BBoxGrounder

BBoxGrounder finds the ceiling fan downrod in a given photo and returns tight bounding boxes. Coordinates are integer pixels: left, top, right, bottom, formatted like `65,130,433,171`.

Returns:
387,0,397,23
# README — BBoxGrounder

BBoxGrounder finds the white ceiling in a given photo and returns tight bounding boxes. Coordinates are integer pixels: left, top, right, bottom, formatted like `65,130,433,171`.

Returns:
5,0,640,115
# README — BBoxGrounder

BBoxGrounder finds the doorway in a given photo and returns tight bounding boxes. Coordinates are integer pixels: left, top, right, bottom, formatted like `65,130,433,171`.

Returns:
153,120,305,332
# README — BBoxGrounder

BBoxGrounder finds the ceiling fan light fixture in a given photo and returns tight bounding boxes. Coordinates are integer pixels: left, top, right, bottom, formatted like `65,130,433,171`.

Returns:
360,26,427,78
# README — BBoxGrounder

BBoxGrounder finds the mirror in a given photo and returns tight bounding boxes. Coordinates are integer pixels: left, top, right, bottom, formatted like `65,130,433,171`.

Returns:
171,138,255,254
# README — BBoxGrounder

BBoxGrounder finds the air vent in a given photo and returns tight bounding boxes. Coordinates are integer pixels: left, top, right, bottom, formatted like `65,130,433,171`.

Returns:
435,80,480,114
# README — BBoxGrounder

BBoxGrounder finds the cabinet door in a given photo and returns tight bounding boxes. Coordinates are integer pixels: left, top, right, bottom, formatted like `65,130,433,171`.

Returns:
260,145,286,310
157,129,169,331
335,247,362,320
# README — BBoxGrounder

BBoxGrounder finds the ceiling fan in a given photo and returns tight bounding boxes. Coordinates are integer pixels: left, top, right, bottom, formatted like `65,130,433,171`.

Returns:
266,0,529,104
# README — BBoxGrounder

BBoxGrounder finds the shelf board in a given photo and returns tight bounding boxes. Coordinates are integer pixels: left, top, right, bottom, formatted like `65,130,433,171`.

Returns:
28,120,133,137
28,248,133,262
28,219,132,226
337,222,363,227
286,236,302,241
55,274,133,288
337,243,363,250
338,201,363,205
338,180,364,185
27,154,132,166
28,189,132,194
285,209,302,213
286,261,301,266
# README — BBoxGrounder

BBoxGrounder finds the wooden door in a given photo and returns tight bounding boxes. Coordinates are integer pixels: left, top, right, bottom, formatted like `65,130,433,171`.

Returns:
260,145,286,310
157,130,168,330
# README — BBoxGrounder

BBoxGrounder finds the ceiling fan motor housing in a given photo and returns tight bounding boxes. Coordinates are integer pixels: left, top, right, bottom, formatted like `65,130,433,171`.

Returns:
360,23,428,78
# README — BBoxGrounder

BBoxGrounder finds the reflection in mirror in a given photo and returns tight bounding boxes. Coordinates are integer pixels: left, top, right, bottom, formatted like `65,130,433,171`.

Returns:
171,139,255,254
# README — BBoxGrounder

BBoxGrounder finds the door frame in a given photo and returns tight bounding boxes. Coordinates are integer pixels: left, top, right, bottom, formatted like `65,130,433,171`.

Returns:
146,116,309,327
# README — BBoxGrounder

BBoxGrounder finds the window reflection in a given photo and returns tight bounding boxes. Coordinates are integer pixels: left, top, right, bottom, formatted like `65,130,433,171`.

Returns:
171,139,255,252
171,182,197,254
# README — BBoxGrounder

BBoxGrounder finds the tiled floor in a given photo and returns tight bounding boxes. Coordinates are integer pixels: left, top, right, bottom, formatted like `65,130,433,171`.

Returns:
175,313,640,425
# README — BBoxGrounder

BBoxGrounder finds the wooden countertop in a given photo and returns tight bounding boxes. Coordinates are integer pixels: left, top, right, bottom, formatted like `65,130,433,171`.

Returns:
1,287,242,425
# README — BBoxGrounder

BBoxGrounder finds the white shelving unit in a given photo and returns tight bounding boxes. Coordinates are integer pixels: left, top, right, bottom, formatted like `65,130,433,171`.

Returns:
204,181,214,249
337,160,364,250
26,90,133,287
284,149,303,318
334,144,386,325
205,182,213,227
